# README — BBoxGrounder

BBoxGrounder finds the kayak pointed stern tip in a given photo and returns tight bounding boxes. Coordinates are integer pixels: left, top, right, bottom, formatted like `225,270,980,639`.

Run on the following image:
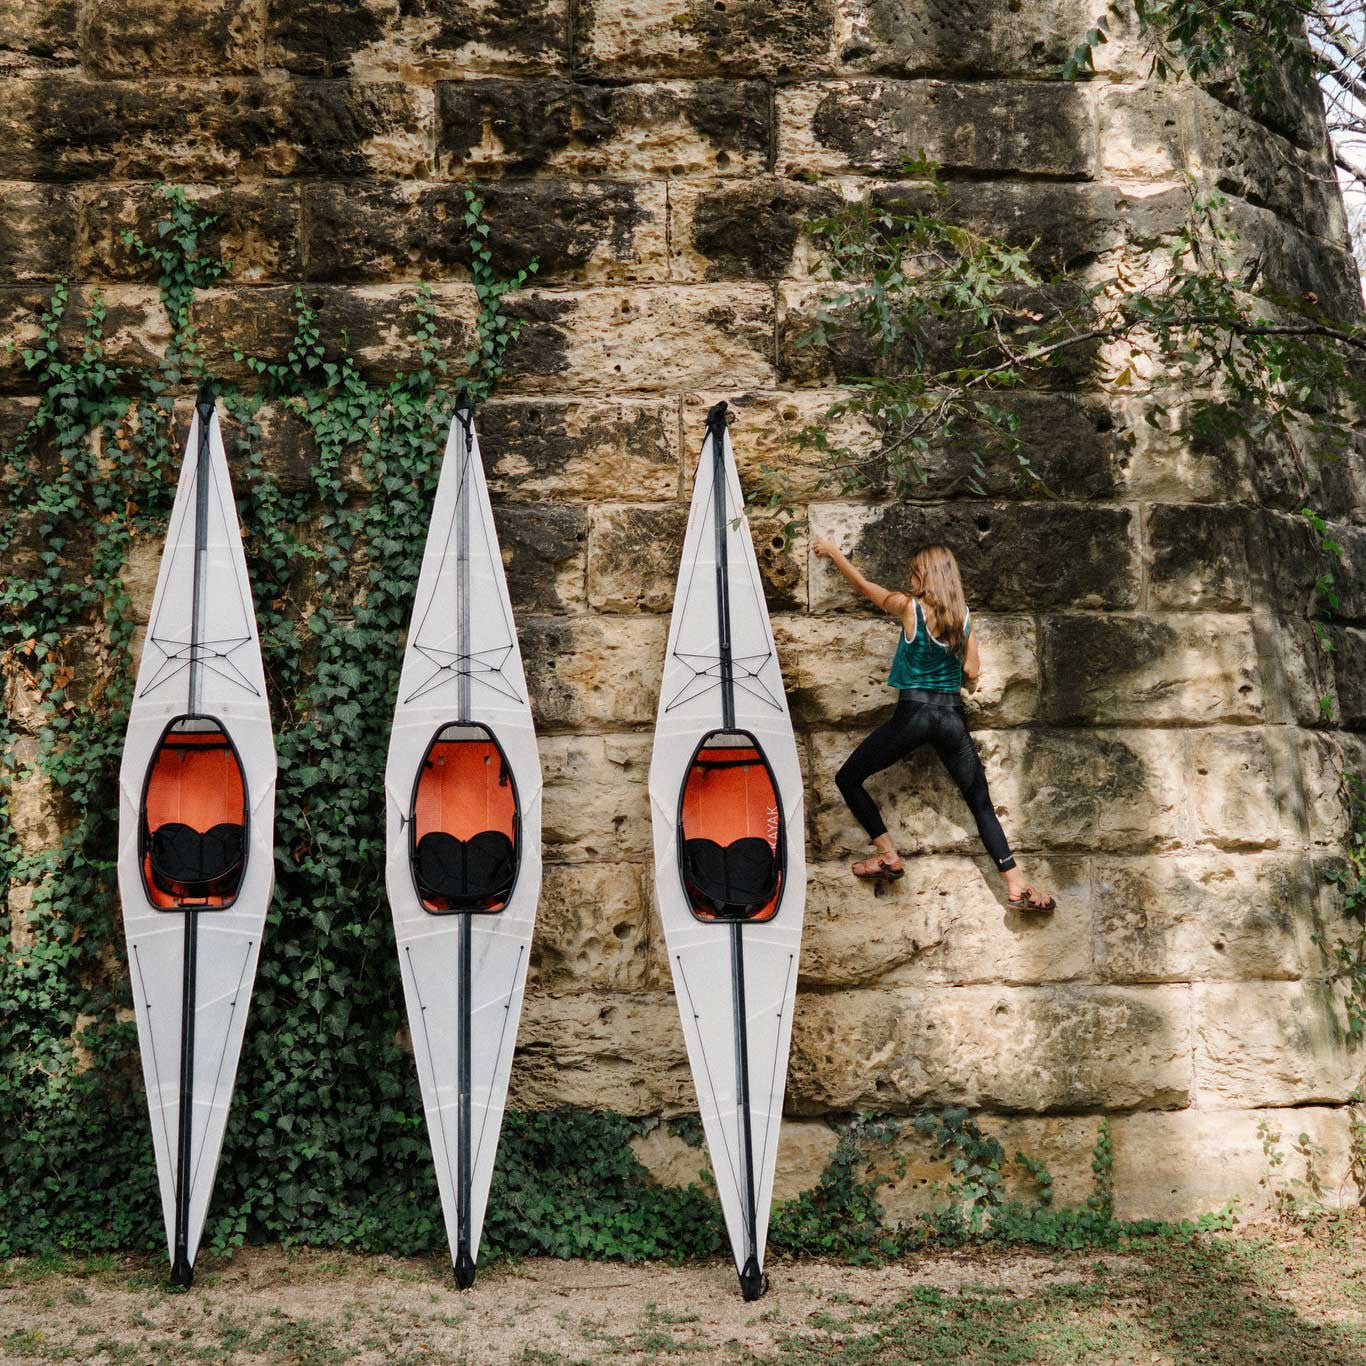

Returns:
454,1249,477,1290
738,1256,765,1302
170,1255,194,1290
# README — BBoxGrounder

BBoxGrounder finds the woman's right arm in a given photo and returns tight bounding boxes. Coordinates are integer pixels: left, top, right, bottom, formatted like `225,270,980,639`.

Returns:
962,631,982,690
811,536,908,617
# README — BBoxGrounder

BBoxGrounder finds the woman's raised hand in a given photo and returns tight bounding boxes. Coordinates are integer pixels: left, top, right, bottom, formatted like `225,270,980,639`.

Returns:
812,535,841,559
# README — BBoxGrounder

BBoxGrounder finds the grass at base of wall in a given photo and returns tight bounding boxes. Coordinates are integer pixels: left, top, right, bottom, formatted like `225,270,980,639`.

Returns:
5,1216,1366,1365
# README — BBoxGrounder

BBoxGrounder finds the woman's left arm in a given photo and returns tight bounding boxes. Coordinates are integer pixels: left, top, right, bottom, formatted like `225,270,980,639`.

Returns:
811,537,908,616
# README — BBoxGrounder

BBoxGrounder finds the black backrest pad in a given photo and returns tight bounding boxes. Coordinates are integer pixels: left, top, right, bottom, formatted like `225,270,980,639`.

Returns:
149,821,244,889
416,830,515,905
682,837,778,911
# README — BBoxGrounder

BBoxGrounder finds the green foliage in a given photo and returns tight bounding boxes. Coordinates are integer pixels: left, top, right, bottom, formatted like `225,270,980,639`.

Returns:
794,170,1366,506
768,1117,903,1263
1064,2,1317,108
485,1111,722,1262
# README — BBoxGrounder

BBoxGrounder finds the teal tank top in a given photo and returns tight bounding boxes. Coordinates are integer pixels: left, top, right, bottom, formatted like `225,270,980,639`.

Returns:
887,600,970,692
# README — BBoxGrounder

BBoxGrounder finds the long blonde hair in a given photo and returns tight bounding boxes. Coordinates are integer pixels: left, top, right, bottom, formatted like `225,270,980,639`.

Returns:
908,545,968,658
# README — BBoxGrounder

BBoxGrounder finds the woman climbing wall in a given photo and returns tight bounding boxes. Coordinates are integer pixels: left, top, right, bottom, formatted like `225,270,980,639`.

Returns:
812,538,1055,912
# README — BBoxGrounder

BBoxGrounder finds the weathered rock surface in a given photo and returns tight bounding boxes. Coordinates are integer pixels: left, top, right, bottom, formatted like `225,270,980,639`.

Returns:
5,0,1363,1224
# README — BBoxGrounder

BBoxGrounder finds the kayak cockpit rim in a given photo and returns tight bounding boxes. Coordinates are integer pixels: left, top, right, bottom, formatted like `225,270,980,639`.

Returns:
138,712,249,912
404,715,521,917
675,726,787,925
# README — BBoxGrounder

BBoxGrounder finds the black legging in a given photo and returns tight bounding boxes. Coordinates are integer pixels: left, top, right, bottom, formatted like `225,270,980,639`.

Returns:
835,691,1016,871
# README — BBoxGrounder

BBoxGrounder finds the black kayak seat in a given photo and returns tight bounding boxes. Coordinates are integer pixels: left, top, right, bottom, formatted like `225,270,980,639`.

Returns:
416,830,516,908
149,821,245,896
682,837,778,916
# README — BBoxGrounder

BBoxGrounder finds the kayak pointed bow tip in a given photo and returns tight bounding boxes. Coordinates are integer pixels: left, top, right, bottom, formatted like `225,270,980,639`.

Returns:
738,1257,765,1301
454,1250,477,1290
170,1255,194,1290
455,385,474,425
705,400,729,440
194,384,216,424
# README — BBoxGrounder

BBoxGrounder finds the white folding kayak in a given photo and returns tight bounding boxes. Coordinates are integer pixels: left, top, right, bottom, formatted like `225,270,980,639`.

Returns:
384,394,542,1289
648,401,807,1300
118,389,276,1288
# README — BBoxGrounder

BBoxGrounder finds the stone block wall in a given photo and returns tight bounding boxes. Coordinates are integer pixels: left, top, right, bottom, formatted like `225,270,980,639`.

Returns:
4,1,1365,1221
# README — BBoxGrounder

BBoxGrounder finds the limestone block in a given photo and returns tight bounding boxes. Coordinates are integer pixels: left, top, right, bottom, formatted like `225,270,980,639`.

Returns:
870,178,1129,275
1184,90,1347,243
510,991,691,1113
520,614,667,730
628,1124,712,1189
0,182,77,281
0,77,432,180
1117,396,1252,503
667,178,843,282
585,505,685,614
528,862,651,992
1297,732,1365,851
80,183,303,285
481,398,679,504
502,286,777,395
190,284,477,385
808,726,1186,859
81,0,264,77
836,0,1097,79
7,884,36,955
1093,853,1326,985
6,740,68,854
1327,626,1366,732
778,277,1100,388
872,1114,1103,1221
1112,1106,1354,1222
788,983,1192,1113
1145,504,1261,612
267,0,567,80
776,80,1098,179
1251,615,1335,729
773,613,1037,731
576,0,839,79
1183,728,1308,851
0,287,171,390
1217,198,1365,323
807,501,1140,613
1095,86,1188,183
301,179,667,285
538,732,651,862
436,79,770,178
800,856,1091,989
1039,614,1263,726
587,503,805,614
681,389,877,503
1194,981,1360,1108
244,400,327,494
0,1,79,68
121,533,164,626
628,1117,841,1203
491,504,586,612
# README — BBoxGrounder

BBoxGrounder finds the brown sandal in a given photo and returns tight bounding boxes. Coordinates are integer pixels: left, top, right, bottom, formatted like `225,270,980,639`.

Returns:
852,855,904,881
1008,885,1056,913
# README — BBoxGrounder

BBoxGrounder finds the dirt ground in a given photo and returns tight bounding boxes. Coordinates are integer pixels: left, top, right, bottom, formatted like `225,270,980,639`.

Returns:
4,1222,1366,1364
